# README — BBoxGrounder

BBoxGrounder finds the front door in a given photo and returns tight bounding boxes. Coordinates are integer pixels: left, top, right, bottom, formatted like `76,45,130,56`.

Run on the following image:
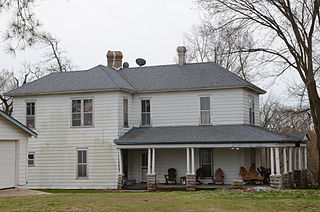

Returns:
141,152,148,182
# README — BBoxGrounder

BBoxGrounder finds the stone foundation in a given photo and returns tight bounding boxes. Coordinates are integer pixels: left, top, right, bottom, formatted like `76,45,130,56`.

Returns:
282,173,290,188
288,172,295,188
293,170,303,189
270,175,282,189
186,174,196,191
117,174,125,189
147,174,157,191
301,169,308,188
231,180,243,189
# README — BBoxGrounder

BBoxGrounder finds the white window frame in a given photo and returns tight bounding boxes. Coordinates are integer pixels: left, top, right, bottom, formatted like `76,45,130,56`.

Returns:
76,148,88,179
123,97,129,128
71,98,94,128
249,95,255,125
26,100,36,129
141,98,151,127
28,152,35,167
199,96,211,125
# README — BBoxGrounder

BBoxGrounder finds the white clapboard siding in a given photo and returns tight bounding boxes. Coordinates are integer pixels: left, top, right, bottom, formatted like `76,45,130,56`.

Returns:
11,87,261,189
12,92,121,189
127,148,260,185
0,116,28,187
131,88,260,127
242,89,260,125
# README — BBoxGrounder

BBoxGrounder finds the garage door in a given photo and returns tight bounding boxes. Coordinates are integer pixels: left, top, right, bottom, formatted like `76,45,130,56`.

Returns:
0,141,16,189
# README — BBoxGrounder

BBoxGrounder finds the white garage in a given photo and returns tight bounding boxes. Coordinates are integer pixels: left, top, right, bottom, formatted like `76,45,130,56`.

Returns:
0,110,37,189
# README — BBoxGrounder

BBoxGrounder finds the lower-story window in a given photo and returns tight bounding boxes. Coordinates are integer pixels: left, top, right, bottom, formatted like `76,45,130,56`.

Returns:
28,152,35,167
77,149,88,178
199,149,213,178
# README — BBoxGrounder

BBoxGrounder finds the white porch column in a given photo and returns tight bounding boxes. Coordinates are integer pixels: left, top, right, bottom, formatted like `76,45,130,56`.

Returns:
147,148,151,174
191,148,195,175
118,149,123,174
304,147,308,169
283,148,287,174
275,148,281,176
186,148,190,174
152,148,156,174
270,148,275,176
294,148,297,170
288,147,293,172
298,147,302,170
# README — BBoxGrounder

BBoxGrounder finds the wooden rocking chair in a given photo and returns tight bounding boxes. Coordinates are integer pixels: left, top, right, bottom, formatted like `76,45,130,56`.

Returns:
213,168,225,185
164,168,177,184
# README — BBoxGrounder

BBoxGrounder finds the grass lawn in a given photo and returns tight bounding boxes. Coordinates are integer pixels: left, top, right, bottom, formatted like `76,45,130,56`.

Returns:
0,189,320,212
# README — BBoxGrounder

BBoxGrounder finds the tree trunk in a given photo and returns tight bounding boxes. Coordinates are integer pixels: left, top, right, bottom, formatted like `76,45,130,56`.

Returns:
305,78,320,187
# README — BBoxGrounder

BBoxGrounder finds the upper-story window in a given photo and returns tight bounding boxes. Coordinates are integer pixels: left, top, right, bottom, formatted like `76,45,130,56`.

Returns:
200,96,211,125
26,102,35,129
72,99,93,127
141,99,151,127
249,95,255,125
123,98,129,128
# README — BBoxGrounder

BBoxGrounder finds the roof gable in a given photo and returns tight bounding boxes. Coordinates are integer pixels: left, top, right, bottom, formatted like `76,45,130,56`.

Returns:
0,110,37,138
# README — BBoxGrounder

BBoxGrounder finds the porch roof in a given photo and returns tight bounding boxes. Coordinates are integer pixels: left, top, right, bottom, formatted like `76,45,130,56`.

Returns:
114,124,308,145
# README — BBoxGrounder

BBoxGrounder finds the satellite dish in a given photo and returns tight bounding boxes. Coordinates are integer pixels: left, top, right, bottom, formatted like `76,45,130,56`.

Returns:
123,62,129,68
136,58,146,67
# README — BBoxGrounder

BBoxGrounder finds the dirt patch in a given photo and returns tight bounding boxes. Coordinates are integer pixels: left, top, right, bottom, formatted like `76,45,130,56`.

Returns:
0,188,50,197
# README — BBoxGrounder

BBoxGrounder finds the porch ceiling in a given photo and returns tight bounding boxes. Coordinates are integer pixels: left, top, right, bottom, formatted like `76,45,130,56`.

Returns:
114,124,308,146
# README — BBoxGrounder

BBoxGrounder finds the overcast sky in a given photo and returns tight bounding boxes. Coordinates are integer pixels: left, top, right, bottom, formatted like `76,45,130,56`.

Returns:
0,0,200,71
0,0,303,104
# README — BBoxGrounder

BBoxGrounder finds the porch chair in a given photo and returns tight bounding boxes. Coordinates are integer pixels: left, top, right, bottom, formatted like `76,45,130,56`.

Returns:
213,168,225,185
196,168,203,184
164,168,177,184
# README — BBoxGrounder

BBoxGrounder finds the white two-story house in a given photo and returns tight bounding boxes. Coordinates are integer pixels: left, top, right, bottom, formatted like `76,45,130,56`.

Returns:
6,47,308,190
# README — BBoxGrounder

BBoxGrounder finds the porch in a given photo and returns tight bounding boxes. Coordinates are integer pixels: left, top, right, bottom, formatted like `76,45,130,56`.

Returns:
114,125,309,191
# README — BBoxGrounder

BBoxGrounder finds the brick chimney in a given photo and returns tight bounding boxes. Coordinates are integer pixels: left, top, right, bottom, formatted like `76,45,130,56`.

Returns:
106,51,123,68
177,46,187,66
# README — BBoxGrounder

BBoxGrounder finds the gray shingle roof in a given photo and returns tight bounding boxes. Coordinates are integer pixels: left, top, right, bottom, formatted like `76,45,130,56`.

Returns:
6,62,265,96
0,110,37,137
114,124,306,145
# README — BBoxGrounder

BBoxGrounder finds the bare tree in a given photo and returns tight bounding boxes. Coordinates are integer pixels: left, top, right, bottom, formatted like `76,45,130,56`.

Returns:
184,23,256,81
0,0,41,52
0,69,28,114
197,0,320,186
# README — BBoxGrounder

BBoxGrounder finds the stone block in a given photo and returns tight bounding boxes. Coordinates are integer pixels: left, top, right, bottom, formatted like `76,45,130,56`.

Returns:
270,175,282,189
147,174,157,191
186,174,196,191
282,173,290,189
293,170,302,189
117,174,125,190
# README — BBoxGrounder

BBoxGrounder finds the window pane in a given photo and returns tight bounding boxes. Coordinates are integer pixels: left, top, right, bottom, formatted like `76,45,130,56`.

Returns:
200,97,210,110
78,151,82,163
142,100,150,112
72,100,81,113
84,113,93,126
26,102,35,116
72,114,81,126
78,164,87,177
26,117,35,129
201,164,212,177
28,160,34,166
201,150,211,163
142,113,150,126
84,99,92,112
28,154,34,160
124,112,128,127
200,111,210,124
82,151,87,163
